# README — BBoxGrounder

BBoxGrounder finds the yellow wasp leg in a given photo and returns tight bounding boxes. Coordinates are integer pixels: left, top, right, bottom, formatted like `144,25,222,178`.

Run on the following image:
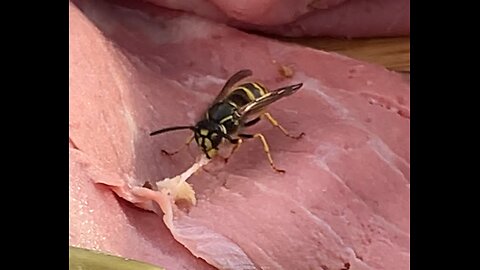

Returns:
162,134,194,156
263,112,305,139
239,133,285,173
223,138,243,163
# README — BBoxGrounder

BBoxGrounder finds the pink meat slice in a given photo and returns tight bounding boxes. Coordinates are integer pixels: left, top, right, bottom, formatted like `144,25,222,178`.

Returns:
237,0,410,38
69,148,215,269
145,0,344,25
145,0,409,37
70,0,410,269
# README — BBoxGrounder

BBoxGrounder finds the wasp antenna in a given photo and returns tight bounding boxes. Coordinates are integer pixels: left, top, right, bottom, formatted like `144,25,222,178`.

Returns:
150,126,195,136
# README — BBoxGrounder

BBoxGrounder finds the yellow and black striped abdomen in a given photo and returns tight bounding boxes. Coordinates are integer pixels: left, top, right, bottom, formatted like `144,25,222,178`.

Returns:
225,82,268,108
206,82,268,135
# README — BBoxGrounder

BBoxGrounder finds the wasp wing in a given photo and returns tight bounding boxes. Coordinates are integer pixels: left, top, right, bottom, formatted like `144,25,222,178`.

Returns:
238,83,303,118
213,69,253,103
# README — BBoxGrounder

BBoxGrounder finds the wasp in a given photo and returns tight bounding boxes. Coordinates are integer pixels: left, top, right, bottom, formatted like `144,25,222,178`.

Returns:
149,69,305,173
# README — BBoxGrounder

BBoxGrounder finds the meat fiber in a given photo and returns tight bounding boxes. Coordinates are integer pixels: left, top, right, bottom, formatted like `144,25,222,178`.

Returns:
145,0,410,38
69,0,410,269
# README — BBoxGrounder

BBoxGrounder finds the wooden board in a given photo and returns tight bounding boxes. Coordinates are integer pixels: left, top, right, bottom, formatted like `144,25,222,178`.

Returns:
280,36,410,72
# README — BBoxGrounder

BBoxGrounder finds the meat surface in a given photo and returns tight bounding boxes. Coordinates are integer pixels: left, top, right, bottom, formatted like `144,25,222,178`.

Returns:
69,149,215,269
145,0,410,37
69,0,410,269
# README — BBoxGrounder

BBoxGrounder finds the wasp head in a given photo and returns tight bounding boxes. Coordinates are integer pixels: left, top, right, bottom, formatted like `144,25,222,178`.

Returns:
194,120,225,158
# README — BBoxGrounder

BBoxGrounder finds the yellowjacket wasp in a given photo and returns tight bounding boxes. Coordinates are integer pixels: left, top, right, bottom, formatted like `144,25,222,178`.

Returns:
150,69,304,173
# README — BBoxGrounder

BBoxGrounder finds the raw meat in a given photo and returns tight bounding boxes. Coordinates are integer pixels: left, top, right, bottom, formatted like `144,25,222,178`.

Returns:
237,0,410,38
69,0,410,269
145,0,410,37
69,149,215,269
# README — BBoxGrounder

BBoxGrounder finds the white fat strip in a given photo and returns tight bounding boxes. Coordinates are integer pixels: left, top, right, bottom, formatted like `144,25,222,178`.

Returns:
155,155,211,205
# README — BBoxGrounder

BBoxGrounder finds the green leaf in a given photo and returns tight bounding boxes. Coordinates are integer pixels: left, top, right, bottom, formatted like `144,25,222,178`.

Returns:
69,246,165,270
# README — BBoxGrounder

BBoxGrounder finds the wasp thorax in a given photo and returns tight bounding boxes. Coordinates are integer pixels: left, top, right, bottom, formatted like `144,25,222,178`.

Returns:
194,120,224,158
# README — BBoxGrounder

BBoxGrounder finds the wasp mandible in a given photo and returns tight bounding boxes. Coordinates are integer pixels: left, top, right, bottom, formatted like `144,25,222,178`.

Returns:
149,69,305,173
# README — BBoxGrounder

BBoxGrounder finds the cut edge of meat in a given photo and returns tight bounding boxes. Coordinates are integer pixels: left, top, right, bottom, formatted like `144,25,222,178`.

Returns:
83,150,257,269
131,187,257,269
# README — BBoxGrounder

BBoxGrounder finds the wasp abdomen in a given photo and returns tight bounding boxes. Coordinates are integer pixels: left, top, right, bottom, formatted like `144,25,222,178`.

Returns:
206,82,267,134
227,82,267,107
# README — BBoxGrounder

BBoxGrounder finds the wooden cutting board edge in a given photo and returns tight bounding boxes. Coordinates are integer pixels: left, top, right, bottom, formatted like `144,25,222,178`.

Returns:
285,36,410,73
250,32,410,73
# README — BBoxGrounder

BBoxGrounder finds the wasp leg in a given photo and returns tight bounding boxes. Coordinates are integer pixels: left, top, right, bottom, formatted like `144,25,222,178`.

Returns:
263,112,305,139
244,117,261,127
161,135,194,156
239,133,285,173
223,138,243,163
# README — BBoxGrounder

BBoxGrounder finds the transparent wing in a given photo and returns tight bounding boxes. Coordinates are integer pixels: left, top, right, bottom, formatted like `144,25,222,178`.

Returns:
238,83,303,118
213,69,253,103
